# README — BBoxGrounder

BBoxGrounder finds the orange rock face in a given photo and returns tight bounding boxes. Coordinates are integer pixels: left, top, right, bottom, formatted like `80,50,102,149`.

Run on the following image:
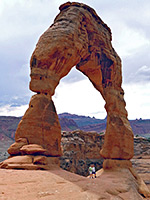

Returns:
30,2,134,160
7,138,28,155
1,2,134,170
15,94,62,157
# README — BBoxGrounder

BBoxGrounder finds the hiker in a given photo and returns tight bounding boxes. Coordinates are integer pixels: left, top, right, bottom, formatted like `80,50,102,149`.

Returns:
88,164,93,178
91,164,96,178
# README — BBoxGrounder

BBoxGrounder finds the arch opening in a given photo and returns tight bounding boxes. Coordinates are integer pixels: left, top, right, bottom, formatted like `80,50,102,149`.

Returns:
53,66,106,119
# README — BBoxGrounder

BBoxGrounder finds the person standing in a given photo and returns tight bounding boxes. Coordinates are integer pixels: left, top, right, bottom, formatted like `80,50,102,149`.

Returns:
92,164,96,178
88,164,93,178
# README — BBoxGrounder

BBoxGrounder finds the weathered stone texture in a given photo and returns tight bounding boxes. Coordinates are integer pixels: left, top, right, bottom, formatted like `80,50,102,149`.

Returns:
60,130,104,176
1,2,134,170
7,138,28,155
29,2,134,161
15,94,62,157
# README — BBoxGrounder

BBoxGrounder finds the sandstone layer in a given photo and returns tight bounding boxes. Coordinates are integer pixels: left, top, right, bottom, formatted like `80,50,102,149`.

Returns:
0,168,149,200
15,94,62,157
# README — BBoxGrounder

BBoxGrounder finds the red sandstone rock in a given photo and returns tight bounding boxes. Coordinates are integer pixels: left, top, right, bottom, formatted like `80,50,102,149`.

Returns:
7,138,28,155
2,163,49,170
103,159,132,169
20,144,47,155
0,168,149,199
0,155,50,170
0,155,33,168
33,156,48,165
29,2,134,160
2,2,134,170
15,94,62,157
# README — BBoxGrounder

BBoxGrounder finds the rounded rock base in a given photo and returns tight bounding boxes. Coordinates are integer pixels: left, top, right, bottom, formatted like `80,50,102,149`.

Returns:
0,155,60,170
103,159,132,169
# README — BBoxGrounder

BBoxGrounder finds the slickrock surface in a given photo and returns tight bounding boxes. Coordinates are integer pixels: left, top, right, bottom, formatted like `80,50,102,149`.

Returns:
0,168,149,200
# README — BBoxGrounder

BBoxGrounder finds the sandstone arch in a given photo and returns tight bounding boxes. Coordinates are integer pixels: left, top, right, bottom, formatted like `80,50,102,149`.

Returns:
2,2,134,169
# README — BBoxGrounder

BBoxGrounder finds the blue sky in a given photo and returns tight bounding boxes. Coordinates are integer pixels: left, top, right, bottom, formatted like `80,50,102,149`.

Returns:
0,0,150,119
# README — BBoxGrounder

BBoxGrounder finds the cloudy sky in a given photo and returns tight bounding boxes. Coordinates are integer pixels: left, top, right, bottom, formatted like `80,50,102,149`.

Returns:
0,0,150,119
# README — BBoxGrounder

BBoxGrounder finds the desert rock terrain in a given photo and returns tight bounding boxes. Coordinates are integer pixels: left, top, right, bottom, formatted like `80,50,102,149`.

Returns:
0,167,150,200
0,132,150,199
0,2,150,199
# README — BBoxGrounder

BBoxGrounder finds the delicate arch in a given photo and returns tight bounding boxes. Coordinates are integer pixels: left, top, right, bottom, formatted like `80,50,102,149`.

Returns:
3,2,134,170
29,2,134,159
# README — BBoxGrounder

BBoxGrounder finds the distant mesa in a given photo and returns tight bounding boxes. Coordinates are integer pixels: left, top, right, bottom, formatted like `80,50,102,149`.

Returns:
0,114,150,143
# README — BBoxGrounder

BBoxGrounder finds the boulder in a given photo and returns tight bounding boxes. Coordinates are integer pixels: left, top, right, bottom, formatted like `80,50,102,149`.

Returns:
7,137,28,155
0,155,33,168
0,155,50,170
33,156,48,165
103,159,132,169
0,163,49,170
20,144,47,155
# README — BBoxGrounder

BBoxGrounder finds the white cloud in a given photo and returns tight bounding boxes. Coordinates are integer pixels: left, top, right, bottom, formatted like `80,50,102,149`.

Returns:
124,65,150,84
135,65,150,82
113,27,150,58
53,78,106,119
123,82,150,119
0,0,58,41
138,65,150,73
0,104,28,117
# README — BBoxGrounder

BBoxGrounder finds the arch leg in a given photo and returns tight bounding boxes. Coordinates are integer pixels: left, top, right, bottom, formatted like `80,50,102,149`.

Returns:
100,87,134,160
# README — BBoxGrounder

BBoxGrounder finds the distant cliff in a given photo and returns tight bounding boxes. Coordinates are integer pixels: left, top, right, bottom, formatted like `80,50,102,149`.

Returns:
59,113,106,133
0,116,22,141
60,130,150,176
59,113,150,138
0,114,150,144
0,116,150,177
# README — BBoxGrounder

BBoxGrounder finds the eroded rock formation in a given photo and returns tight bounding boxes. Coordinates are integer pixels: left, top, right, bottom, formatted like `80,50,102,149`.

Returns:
60,130,105,176
1,2,134,169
